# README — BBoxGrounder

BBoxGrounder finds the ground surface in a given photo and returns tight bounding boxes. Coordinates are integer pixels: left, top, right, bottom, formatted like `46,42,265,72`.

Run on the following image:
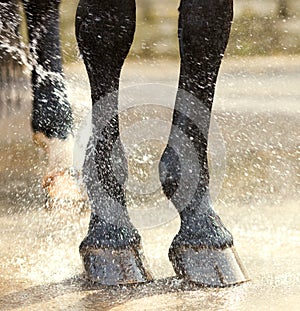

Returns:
0,56,299,310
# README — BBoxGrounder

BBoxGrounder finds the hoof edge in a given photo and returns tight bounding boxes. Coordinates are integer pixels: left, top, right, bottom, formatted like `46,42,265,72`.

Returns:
80,245,153,285
169,245,249,287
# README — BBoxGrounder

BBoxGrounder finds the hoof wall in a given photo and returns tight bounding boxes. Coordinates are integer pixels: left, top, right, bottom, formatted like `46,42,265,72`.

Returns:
80,246,153,285
169,246,249,287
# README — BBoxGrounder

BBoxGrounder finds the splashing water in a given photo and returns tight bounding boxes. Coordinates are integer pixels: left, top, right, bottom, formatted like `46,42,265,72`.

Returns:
0,1,299,307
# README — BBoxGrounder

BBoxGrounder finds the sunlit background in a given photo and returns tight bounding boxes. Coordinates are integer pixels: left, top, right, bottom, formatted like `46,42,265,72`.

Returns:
55,0,300,61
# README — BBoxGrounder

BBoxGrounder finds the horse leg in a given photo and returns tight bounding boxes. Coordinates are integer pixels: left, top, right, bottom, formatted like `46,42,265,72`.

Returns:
75,0,152,285
22,0,84,207
159,0,249,286
22,0,72,139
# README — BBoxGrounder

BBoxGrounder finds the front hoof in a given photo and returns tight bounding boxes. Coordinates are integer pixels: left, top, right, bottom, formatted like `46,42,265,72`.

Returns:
169,245,249,287
80,245,153,285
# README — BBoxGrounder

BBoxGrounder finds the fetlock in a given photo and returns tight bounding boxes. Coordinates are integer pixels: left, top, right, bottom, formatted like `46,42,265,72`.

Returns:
171,208,234,251
80,214,141,251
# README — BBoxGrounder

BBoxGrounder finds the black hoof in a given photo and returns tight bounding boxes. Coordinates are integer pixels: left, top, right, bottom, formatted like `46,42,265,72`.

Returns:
169,245,249,287
80,244,153,285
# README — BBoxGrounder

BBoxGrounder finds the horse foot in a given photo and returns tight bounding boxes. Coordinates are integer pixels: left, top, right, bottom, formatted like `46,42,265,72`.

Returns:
169,244,249,287
80,243,153,285
33,132,88,210
43,168,88,212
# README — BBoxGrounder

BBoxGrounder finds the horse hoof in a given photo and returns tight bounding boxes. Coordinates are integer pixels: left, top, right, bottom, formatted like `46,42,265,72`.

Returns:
45,196,88,213
80,244,153,285
169,245,249,287
43,168,88,212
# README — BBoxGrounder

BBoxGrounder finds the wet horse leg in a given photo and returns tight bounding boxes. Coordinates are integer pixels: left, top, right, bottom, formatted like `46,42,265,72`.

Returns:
75,0,152,284
159,0,249,286
23,0,83,205
22,0,72,139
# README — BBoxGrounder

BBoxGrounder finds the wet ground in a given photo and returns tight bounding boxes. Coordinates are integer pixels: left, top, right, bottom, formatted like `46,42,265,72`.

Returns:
0,56,299,310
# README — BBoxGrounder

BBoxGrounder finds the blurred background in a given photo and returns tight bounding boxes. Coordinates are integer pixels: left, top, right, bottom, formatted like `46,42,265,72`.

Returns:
55,0,300,62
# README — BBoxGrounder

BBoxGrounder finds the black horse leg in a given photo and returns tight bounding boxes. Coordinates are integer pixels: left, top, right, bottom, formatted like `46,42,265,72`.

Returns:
22,0,73,139
22,1,84,206
76,0,152,285
159,0,248,286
